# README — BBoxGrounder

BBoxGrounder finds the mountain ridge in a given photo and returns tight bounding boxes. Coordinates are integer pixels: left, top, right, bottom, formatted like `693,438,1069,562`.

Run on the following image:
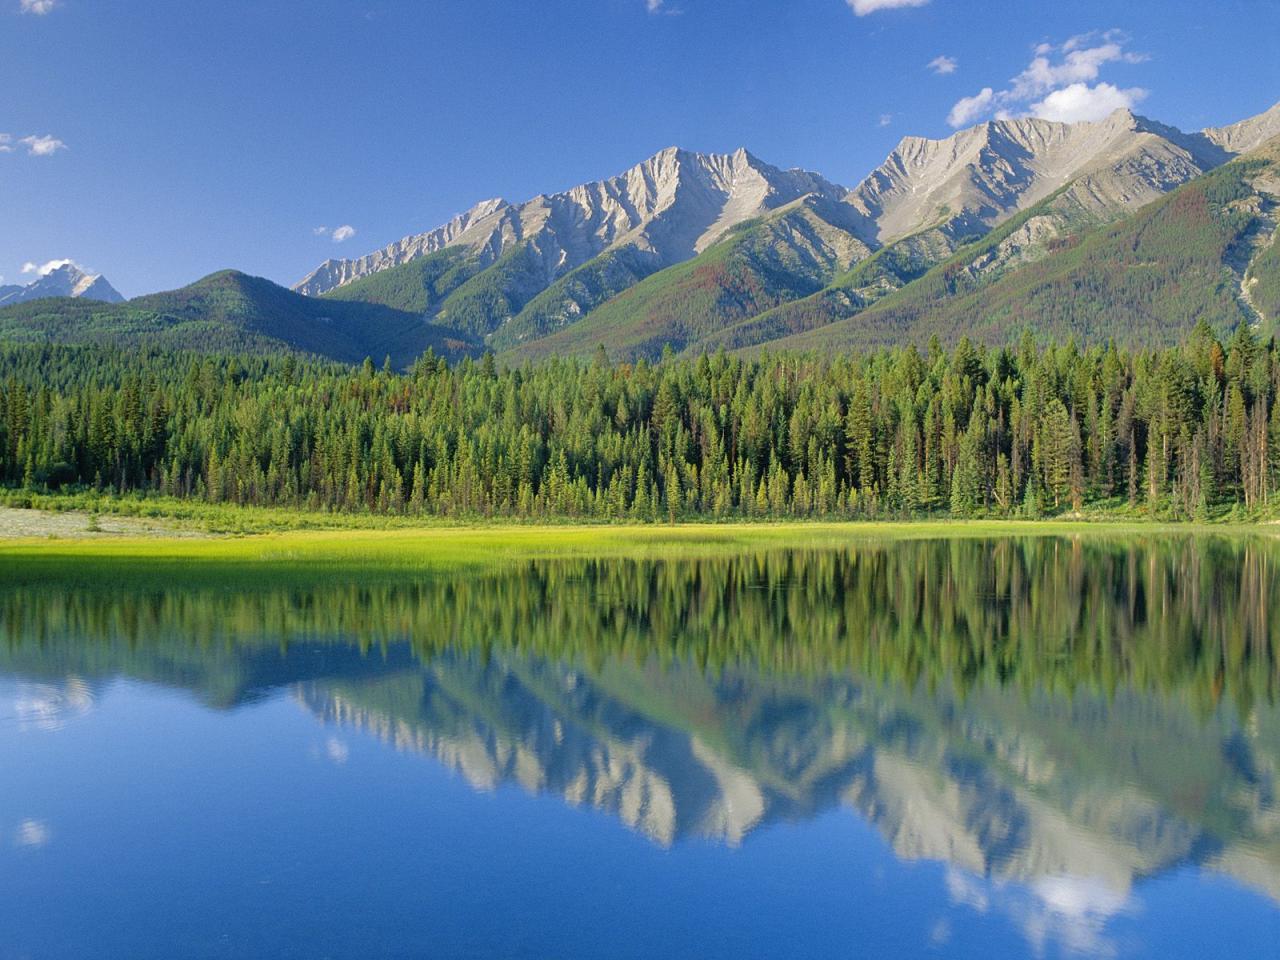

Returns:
300,100,1278,363
0,262,123,307
5,100,1279,368
296,147,847,299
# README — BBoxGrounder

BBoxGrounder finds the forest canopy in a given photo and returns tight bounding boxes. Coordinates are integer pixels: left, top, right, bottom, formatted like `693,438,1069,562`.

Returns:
3,322,1279,521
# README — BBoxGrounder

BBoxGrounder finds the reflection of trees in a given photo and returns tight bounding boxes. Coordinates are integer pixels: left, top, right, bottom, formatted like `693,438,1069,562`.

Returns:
3,536,1277,709
1,535,1278,914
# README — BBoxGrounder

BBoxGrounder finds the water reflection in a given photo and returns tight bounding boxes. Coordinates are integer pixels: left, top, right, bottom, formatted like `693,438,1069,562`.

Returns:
296,653,1280,902
5,678,93,731
2,535,1278,956
12,818,50,849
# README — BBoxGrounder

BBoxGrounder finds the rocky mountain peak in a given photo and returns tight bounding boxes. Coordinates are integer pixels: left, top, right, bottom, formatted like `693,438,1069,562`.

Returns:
289,99,1280,349
0,260,123,306
1203,100,1280,156
295,146,845,297
847,107,1227,243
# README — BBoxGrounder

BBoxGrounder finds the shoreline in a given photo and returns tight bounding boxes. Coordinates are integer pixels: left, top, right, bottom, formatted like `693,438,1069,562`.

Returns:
3,491,1276,539
1,504,1273,572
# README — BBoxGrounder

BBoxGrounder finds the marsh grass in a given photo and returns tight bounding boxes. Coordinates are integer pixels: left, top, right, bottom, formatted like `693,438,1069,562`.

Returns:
2,515,1266,591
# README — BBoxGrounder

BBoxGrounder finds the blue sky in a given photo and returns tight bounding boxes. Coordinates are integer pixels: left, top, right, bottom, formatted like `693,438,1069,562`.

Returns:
3,0,1278,297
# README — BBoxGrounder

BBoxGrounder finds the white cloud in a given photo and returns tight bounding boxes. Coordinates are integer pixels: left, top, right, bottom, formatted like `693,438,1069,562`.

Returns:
1032,875,1128,920
1007,42,1139,100
927,55,958,76
945,868,990,913
1,133,67,157
646,0,664,11
946,32,1148,127
14,819,50,848
21,258,82,278
312,225,329,236
878,114,893,127
847,0,929,14
20,0,59,14
947,87,994,128
331,225,356,243
19,134,67,156
1030,81,1147,124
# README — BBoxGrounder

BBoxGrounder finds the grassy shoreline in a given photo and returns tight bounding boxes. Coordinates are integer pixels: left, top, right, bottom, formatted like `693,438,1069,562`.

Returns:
4,490,1277,591
3,487,1275,535
1,500,1275,585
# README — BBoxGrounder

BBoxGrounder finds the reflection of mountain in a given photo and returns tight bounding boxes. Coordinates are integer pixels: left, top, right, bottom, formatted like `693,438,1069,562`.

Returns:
303,662,799,846
2,535,1278,916
299,653,1280,906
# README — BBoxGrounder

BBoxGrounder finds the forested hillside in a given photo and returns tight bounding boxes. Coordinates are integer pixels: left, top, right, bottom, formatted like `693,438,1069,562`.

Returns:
0,270,479,366
4,322,1279,521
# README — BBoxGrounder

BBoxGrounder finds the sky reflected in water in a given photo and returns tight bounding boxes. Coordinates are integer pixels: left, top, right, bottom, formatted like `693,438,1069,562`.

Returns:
1,536,1278,959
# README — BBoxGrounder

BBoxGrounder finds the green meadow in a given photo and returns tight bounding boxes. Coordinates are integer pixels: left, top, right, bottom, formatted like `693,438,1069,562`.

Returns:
1,512,1268,589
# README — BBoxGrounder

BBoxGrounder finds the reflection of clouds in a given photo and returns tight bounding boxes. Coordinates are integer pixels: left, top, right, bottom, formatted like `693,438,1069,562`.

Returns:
1021,875,1132,958
927,918,951,947
945,868,1133,958
1032,875,1128,919
945,868,990,913
14,819,50,849
325,738,350,765
12,679,94,731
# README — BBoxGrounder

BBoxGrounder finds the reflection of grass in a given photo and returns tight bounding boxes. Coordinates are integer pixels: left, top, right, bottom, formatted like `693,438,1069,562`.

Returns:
0,520,1257,588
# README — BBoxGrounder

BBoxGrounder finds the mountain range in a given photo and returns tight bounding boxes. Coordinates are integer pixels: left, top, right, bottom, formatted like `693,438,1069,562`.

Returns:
4,100,1279,365
0,261,123,307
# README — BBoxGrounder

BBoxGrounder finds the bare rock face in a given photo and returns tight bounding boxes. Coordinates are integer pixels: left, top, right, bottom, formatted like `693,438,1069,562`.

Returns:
291,100,1280,352
295,198,511,296
844,109,1224,245
294,148,847,297
0,261,124,306
1203,100,1280,156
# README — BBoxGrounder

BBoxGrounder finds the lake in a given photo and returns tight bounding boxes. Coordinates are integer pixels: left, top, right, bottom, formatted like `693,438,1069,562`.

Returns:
2,534,1278,958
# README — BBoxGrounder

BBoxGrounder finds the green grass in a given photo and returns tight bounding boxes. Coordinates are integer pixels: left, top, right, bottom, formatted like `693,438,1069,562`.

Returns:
1,503,1266,587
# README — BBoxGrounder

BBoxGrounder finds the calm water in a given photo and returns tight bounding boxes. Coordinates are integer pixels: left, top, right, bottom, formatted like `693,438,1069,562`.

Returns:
2,536,1279,959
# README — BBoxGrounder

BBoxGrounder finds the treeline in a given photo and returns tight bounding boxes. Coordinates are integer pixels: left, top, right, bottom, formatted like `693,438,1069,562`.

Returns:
2,322,1280,520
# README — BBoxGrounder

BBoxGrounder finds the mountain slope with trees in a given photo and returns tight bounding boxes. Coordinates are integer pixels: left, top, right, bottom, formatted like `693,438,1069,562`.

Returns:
2,110,1277,369
0,270,479,366
766,142,1280,353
